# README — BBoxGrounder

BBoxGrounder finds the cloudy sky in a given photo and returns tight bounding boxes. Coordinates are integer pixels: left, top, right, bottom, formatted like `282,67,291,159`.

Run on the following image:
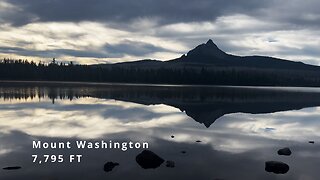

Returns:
0,0,319,65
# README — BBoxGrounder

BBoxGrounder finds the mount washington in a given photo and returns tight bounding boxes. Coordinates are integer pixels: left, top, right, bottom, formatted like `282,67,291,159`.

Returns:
1,39,320,86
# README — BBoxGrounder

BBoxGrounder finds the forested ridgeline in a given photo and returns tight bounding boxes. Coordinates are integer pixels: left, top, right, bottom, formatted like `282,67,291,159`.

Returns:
1,58,320,86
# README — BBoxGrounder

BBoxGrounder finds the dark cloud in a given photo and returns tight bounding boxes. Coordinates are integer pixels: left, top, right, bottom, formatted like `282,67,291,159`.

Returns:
1,0,320,64
0,46,107,58
0,1,34,26
104,40,169,57
0,40,168,59
3,0,320,29
4,0,272,26
264,0,320,29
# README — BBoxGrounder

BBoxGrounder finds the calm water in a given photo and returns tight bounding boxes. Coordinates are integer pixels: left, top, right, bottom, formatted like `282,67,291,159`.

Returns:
0,83,320,179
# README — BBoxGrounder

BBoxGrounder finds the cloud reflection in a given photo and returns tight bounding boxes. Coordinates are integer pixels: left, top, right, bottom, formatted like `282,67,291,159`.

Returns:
0,98,185,139
0,96,320,155
0,88,320,179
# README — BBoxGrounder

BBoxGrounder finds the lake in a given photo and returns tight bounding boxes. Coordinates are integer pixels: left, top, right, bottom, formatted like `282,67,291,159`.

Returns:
0,82,319,180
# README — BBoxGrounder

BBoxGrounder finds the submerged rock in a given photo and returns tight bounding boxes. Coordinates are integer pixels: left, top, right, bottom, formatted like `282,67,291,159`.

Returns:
136,150,164,169
3,166,21,170
104,162,119,172
166,160,175,168
277,147,292,156
181,151,187,154
265,161,290,174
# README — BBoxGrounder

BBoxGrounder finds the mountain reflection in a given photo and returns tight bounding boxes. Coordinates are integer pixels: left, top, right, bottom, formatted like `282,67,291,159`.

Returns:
1,84,320,127
1,83,320,180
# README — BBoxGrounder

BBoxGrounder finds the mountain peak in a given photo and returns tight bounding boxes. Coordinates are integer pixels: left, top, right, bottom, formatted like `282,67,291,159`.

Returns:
206,39,214,45
185,39,228,61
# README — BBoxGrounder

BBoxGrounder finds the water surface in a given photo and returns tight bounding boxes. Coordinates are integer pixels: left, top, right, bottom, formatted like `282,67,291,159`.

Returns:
0,83,319,179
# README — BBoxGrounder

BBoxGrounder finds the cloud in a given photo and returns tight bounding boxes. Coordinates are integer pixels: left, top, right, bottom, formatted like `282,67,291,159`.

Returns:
0,46,109,58
0,0,319,65
104,40,170,57
4,0,320,30
0,41,168,59
4,0,272,26
0,21,186,63
0,1,36,25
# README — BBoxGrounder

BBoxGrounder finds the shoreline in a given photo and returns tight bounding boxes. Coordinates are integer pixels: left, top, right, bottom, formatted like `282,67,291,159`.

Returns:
1,80,320,90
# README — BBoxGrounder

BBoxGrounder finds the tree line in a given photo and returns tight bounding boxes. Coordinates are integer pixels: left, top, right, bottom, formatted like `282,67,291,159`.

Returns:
1,58,320,87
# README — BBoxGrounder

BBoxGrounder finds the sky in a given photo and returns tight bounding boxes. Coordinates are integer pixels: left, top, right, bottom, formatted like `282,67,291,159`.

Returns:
0,0,319,65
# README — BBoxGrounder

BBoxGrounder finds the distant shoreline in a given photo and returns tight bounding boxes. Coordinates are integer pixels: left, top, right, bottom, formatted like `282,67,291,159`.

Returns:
1,80,320,91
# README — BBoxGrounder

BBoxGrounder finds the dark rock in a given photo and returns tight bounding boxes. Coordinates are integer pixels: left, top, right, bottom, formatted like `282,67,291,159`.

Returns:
103,162,119,172
136,150,164,169
166,160,175,168
309,141,315,144
181,151,187,154
171,135,175,138
277,147,292,156
3,166,21,170
196,140,202,143
265,161,290,174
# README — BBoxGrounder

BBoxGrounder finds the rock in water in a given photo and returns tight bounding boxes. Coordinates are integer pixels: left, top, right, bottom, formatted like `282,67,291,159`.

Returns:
104,162,119,172
166,160,175,168
277,147,292,156
136,150,164,169
309,141,315,144
265,161,290,174
171,135,175,138
3,166,21,170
